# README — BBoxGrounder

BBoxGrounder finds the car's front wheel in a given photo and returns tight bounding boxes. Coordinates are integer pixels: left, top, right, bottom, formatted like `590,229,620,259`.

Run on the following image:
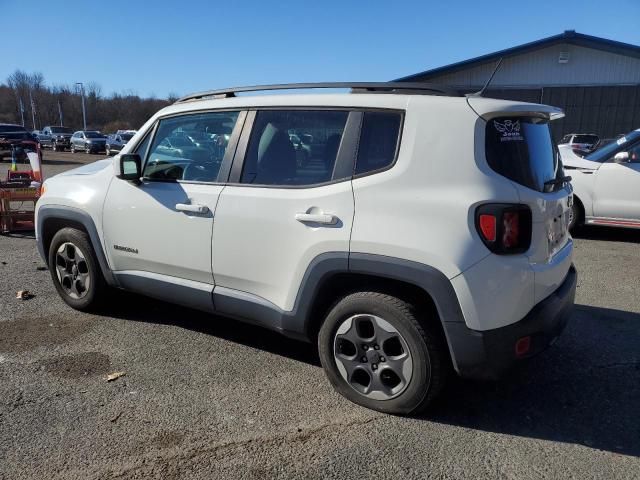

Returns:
48,228,107,311
70,144,75,153
318,292,449,415
85,144,92,154
568,198,583,232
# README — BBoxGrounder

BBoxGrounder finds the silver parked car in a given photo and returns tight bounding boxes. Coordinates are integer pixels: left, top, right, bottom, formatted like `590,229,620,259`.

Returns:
70,130,107,154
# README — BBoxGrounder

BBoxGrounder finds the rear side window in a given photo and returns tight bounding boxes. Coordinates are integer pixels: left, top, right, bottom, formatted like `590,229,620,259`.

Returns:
485,117,562,193
355,112,402,175
240,110,348,186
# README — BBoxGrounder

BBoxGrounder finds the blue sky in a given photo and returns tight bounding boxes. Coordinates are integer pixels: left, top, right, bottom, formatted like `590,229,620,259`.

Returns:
2,0,639,98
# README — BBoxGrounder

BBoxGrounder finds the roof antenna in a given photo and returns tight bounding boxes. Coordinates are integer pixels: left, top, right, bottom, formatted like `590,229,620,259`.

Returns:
467,58,503,97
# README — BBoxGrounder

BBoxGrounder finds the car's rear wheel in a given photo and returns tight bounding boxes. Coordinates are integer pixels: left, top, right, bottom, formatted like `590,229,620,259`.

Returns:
568,198,583,232
318,292,448,415
48,228,107,311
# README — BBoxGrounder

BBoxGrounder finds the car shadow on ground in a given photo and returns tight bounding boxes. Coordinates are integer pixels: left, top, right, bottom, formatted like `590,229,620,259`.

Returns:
573,225,640,243
428,304,640,458
104,291,321,366
105,296,639,457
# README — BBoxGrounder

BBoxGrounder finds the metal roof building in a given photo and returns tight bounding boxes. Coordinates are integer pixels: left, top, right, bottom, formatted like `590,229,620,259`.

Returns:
397,31,640,138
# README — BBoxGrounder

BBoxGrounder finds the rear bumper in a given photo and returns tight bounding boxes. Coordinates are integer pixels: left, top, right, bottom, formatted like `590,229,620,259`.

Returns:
444,264,577,380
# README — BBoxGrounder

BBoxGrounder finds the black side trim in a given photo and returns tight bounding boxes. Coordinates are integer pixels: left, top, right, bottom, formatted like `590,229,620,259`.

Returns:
36,205,117,286
116,273,214,314
212,252,349,342
212,252,467,363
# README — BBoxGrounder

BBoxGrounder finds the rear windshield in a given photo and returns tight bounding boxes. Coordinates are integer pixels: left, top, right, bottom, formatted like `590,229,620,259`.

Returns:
485,117,562,193
50,127,72,133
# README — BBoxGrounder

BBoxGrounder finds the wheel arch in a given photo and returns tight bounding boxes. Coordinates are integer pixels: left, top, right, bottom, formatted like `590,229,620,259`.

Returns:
572,193,585,226
37,205,117,286
283,253,467,371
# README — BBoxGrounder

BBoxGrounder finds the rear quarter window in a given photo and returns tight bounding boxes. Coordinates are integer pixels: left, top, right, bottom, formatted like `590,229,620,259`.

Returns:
354,111,402,175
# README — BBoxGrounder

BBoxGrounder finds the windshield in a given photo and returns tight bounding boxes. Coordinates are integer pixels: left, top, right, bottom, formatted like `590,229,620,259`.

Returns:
50,127,72,133
486,117,563,193
85,131,103,139
586,130,640,162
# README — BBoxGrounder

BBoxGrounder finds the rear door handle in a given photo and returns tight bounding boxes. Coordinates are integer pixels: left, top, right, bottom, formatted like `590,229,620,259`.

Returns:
176,203,209,214
295,212,337,225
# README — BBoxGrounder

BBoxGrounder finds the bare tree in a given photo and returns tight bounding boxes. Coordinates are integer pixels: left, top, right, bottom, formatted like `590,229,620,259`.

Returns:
2,70,171,131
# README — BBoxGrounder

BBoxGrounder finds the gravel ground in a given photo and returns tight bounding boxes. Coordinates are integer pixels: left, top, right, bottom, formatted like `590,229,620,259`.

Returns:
0,152,639,479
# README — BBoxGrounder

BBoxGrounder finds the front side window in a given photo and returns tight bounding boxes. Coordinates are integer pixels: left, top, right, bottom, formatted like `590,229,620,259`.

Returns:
240,110,348,186
485,117,563,192
143,111,240,182
354,111,402,175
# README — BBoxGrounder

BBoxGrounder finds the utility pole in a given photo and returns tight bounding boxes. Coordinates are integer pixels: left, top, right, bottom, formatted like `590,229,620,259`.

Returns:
29,88,36,130
19,98,25,127
58,101,64,126
76,82,86,130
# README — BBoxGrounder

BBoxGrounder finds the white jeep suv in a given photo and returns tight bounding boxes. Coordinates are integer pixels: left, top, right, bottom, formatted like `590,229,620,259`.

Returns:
35,83,576,415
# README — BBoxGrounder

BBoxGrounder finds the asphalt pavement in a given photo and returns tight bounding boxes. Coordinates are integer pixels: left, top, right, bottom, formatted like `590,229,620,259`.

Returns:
0,152,638,479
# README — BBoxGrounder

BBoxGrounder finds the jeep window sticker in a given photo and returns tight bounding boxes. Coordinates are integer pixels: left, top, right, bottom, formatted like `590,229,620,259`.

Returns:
494,119,523,142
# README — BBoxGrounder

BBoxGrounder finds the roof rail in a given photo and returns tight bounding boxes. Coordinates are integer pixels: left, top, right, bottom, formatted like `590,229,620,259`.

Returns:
174,82,459,103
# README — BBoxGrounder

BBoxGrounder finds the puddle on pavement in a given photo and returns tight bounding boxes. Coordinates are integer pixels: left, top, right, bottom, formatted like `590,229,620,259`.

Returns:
0,315,94,353
36,351,111,379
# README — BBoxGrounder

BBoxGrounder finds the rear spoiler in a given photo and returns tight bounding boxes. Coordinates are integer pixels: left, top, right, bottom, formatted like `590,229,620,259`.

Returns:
467,97,564,121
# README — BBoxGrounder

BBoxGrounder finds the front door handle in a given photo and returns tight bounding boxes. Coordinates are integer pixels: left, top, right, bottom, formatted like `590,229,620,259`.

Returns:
176,203,209,214
295,212,337,225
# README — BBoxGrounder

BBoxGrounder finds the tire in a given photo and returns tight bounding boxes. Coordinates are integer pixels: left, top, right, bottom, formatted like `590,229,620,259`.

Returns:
568,198,582,232
106,145,111,156
85,144,92,154
318,292,449,415
70,144,75,153
48,227,107,311
52,143,58,152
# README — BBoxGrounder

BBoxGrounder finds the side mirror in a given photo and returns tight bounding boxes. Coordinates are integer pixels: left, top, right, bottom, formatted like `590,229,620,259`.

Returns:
613,151,629,163
117,154,142,182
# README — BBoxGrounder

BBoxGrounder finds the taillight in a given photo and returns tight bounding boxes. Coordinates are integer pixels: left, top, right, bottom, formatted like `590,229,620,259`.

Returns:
478,214,496,242
475,204,532,254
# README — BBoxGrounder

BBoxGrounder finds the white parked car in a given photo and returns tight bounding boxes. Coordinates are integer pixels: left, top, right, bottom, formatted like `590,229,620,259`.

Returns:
558,133,599,156
560,129,640,230
35,83,576,415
